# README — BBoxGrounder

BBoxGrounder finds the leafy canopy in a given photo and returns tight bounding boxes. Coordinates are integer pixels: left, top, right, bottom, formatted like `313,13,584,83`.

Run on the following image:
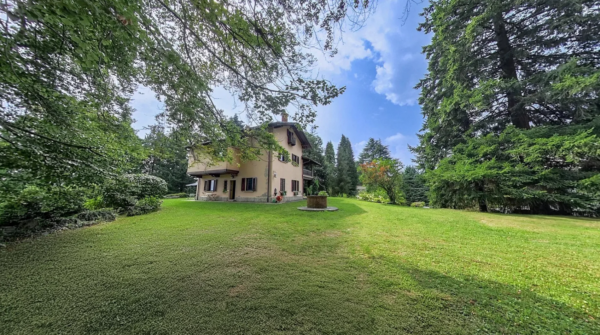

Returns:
0,0,375,185
359,159,404,204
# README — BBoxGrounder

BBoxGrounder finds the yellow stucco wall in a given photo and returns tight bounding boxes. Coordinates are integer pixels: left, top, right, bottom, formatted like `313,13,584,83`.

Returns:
271,126,304,197
192,126,305,202
188,148,241,175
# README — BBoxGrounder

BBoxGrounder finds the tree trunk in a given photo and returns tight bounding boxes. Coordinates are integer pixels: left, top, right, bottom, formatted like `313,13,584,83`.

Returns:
477,183,488,212
384,186,395,204
493,14,530,130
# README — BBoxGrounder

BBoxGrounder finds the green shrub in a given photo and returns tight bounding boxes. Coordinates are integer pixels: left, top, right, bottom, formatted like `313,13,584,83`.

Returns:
411,202,426,208
102,179,137,209
0,186,86,226
356,189,390,204
126,197,162,216
129,175,168,199
53,217,80,227
103,174,168,209
318,191,329,196
84,196,104,210
76,208,117,222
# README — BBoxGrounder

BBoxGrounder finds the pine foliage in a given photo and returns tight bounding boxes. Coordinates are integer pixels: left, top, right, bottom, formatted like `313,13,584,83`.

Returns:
142,125,195,193
324,141,336,195
336,135,359,196
357,138,391,164
414,0,600,215
401,166,429,205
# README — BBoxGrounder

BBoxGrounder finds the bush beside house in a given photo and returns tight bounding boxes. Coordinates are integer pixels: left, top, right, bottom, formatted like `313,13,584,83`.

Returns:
0,174,168,242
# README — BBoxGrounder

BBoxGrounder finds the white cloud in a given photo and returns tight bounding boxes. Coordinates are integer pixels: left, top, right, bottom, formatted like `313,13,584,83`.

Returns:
311,34,373,74
312,0,429,106
353,140,367,155
383,132,417,165
129,1,429,136
385,133,406,143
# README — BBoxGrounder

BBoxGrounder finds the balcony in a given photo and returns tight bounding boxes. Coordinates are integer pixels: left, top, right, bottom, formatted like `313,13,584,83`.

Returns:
303,168,313,179
187,149,240,176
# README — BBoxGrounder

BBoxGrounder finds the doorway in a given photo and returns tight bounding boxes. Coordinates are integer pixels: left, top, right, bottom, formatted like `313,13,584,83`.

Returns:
229,180,236,200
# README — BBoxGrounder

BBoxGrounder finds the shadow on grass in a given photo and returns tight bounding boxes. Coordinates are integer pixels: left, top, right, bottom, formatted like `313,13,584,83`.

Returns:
473,211,600,224
170,197,368,224
4,199,597,334
387,265,599,334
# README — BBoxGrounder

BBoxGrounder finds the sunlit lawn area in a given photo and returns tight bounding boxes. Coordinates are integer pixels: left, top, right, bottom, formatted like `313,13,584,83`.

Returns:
1,198,599,334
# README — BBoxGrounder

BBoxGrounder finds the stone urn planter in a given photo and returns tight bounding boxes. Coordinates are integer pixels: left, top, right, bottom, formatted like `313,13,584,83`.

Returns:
307,195,328,209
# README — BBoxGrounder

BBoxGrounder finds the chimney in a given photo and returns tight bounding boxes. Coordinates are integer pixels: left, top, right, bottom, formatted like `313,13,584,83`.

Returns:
281,113,288,122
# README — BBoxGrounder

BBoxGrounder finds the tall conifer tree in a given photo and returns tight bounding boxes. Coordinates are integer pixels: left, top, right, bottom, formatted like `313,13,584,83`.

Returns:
358,138,392,164
414,0,600,214
336,135,359,196
324,141,336,195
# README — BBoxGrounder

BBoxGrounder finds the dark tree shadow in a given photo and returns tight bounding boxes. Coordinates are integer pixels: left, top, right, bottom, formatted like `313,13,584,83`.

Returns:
389,265,600,334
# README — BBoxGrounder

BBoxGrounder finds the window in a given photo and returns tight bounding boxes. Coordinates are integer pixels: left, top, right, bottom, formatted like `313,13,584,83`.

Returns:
241,177,257,192
278,152,287,162
203,179,218,192
291,154,300,165
280,178,286,193
292,180,300,192
223,180,228,192
287,129,296,146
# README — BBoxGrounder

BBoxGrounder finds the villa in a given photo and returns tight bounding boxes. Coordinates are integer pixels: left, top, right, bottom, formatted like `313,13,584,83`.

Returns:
187,115,320,202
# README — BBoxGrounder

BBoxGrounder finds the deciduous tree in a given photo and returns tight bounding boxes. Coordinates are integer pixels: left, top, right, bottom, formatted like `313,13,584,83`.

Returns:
359,159,404,204
0,0,375,185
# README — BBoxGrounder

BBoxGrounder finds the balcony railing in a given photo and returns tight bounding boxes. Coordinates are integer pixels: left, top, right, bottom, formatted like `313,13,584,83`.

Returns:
303,169,313,177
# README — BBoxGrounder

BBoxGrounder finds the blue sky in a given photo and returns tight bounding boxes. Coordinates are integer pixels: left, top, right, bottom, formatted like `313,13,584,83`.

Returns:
130,0,430,165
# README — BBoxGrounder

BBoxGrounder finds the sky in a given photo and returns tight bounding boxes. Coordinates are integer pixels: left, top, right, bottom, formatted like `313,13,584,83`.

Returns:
130,0,431,165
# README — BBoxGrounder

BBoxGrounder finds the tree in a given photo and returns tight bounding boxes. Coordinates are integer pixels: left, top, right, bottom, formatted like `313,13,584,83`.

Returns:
0,0,375,186
359,159,404,204
324,141,336,195
231,115,245,130
401,166,428,205
413,0,600,214
336,135,359,196
142,125,195,193
357,138,391,164
427,125,600,214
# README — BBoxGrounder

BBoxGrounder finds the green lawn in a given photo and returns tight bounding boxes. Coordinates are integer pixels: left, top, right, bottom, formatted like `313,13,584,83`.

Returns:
1,199,599,334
